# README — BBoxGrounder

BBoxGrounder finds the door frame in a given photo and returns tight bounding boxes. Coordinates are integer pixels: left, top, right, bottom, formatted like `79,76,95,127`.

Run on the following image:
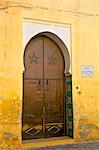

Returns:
22,32,73,140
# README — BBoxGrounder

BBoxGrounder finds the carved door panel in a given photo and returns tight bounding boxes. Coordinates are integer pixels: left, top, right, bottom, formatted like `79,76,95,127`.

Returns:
22,36,66,140
23,36,44,140
44,37,65,137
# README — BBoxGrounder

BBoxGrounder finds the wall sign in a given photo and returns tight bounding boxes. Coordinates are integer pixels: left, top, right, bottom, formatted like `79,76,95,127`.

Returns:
81,66,94,77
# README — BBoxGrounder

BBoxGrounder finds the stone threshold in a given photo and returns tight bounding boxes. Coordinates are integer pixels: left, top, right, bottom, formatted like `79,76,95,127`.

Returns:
21,136,74,149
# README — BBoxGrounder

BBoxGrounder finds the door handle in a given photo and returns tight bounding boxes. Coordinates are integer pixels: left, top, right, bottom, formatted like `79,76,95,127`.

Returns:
45,79,49,91
38,80,43,91
39,80,41,85
46,79,48,85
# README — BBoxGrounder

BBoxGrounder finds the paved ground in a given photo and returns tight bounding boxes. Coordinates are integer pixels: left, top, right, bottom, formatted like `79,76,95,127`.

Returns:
20,141,99,150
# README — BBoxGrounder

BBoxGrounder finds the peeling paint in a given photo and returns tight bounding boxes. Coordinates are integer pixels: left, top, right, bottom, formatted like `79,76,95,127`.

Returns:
2,97,21,124
78,117,99,140
1,132,19,150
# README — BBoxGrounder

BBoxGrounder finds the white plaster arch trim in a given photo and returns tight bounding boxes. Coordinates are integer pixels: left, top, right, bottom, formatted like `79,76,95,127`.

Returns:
23,22,71,73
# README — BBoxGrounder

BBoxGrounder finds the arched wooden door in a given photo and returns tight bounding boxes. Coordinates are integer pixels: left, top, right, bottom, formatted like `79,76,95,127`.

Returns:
22,35,66,140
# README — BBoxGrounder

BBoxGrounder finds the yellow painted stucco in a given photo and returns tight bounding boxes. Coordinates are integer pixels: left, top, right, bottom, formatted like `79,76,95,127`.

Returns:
0,0,99,149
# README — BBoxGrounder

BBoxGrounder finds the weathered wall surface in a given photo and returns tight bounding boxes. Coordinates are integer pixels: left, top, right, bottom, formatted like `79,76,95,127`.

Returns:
0,4,23,150
0,0,99,149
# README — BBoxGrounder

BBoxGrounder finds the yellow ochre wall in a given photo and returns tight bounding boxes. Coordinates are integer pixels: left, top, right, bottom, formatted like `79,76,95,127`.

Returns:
0,0,99,149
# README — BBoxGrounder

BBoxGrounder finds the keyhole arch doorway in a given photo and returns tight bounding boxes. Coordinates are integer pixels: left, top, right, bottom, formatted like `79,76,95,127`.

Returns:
23,32,70,74
22,32,72,140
